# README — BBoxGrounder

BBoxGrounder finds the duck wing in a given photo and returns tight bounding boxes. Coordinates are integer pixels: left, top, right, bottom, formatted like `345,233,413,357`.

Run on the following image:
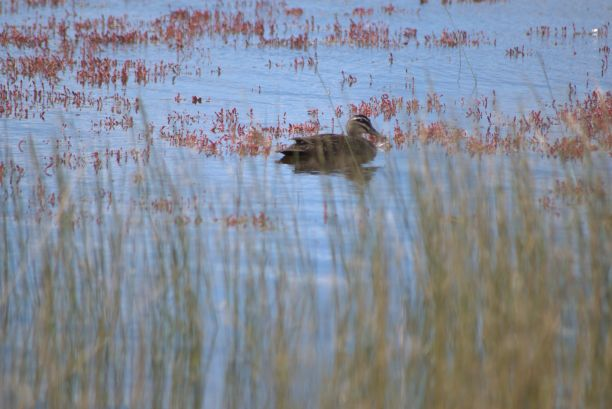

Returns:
277,134,344,156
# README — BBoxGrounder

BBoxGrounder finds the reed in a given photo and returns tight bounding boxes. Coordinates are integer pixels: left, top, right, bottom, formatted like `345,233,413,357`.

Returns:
0,126,610,408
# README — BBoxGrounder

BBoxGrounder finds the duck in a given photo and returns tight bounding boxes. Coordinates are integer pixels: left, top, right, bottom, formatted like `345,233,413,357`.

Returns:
277,115,387,166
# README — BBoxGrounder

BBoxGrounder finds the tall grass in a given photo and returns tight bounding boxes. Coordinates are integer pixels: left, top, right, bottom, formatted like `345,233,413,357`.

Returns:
0,133,610,408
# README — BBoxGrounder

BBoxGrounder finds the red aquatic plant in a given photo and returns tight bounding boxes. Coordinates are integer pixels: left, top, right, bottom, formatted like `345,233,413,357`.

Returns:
285,8,303,17
352,8,373,17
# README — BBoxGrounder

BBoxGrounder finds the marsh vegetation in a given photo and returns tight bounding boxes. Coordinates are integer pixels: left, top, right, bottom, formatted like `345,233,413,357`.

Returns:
1,0,610,407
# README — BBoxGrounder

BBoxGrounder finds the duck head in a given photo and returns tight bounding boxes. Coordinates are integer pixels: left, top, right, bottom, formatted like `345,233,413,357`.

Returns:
346,115,390,150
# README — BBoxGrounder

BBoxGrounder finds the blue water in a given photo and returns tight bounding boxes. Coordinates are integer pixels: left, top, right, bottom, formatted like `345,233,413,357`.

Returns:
0,0,609,302
1,0,610,309
2,1,609,153
0,1,610,406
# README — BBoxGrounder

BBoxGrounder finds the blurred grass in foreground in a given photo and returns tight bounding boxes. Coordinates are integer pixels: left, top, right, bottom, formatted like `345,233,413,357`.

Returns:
0,135,610,408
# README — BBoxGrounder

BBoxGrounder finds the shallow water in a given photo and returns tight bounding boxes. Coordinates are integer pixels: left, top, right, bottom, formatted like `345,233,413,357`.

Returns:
2,0,609,217
0,1,610,407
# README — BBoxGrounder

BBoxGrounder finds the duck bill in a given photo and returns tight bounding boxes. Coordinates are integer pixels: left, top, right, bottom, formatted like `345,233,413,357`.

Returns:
370,130,391,151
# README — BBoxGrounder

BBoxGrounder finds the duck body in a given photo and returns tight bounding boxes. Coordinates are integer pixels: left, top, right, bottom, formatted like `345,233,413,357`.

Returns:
278,133,378,163
277,115,385,167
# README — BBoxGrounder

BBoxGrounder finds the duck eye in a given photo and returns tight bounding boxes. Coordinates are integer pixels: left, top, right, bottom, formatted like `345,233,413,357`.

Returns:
352,116,370,126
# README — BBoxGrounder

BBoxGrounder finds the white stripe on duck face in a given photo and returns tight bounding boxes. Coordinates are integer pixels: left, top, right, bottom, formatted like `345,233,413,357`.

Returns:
350,115,372,126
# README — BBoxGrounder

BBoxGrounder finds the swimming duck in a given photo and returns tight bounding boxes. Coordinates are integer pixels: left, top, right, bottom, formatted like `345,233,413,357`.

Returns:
278,115,387,165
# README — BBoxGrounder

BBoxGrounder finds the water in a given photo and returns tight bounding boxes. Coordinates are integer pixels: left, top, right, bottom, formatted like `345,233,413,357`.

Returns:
0,1,610,407
2,0,609,212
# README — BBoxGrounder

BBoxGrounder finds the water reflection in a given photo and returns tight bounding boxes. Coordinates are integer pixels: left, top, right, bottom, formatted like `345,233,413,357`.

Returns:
277,155,380,184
